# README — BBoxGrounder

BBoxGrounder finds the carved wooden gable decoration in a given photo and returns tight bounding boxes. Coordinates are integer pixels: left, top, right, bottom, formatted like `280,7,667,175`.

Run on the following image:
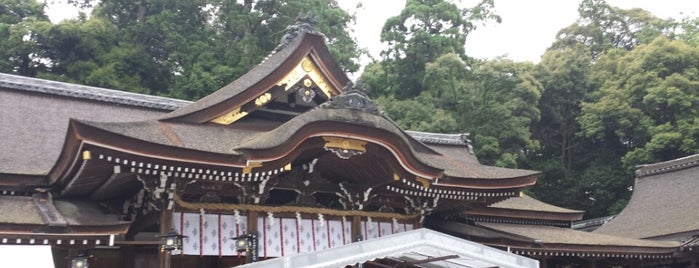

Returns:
211,55,341,125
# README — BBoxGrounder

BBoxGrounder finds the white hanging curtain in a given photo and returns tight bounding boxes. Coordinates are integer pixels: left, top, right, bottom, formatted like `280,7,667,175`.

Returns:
172,212,413,257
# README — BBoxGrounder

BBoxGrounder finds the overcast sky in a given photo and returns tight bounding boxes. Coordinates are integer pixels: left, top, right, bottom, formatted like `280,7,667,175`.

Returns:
46,0,699,70
338,0,699,66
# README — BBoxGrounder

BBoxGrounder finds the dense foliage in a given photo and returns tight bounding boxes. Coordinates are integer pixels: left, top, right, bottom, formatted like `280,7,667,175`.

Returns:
0,0,360,99
359,0,699,218
1,0,697,218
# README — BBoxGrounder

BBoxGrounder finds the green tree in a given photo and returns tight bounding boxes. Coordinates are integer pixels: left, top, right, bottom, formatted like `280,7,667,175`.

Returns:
533,44,592,173
422,52,470,110
579,36,699,170
379,0,499,99
376,94,459,133
527,43,636,217
551,0,676,60
526,1,698,218
0,0,51,76
677,17,699,47
359,62,399,99
461,59,541,167
3,0,360,100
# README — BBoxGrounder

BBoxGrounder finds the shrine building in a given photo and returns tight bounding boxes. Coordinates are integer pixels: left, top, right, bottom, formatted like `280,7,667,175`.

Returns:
0,19,696,268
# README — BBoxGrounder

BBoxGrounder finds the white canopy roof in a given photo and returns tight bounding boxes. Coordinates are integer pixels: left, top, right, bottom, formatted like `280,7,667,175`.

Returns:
0,245,54,267
239,228,538,268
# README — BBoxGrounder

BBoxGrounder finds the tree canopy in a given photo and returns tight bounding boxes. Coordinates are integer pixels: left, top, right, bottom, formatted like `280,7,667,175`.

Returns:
0,0,360,99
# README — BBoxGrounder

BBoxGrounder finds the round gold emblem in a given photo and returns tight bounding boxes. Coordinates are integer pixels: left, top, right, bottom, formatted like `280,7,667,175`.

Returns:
301,59,313,72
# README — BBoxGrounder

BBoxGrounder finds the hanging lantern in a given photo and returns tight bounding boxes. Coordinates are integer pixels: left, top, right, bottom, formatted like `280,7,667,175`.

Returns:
158,229,185,252
71,251,91,268
233,231,259,263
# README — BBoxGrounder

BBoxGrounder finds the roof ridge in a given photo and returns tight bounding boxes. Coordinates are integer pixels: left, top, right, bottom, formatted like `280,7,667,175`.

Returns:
0,73,191,111
635,154,699,178
405,130,472,148
572,215,615,230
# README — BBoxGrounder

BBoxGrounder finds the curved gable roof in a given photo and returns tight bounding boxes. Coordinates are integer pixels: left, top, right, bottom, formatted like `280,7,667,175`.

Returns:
161,33,349,123
48,91,538,193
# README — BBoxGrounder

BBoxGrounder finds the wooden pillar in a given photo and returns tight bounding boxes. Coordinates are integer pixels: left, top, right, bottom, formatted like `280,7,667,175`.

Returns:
122,245,135,268
67,248,77,268
247,211,259,233
628,258,641,268
538,257,548,268
351,216,362,241
587,258,597,268
244,211,260,264
158,209,173,268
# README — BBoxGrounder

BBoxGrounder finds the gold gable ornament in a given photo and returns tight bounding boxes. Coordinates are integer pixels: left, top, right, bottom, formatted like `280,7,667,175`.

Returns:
323,137,366,159
210,56,338,125
254,93,272,106
276,56,337,98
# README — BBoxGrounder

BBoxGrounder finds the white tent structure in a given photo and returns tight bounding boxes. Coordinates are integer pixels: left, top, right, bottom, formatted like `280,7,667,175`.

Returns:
0,245,55,267
239,228,539,268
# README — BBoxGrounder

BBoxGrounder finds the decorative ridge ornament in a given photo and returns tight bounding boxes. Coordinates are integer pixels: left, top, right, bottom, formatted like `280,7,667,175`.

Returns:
319,88,382,115
275,11,325,52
